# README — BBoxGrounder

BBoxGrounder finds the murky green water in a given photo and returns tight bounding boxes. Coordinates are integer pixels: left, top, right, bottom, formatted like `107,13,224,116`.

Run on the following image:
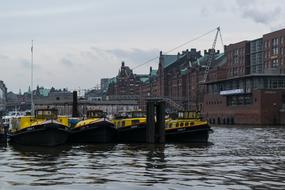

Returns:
0,126,285,190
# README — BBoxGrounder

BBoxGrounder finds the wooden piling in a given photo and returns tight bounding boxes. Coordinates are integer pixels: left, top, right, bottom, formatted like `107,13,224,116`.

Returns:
72,91,79,117
156,101,165,143
146,100,155,143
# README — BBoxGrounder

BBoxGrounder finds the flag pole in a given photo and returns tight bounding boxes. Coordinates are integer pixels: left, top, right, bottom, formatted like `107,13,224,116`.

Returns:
31,40,34,116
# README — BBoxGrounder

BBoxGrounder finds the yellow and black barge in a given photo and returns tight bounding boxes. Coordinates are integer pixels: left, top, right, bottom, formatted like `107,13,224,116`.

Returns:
69,110,116,143
112,111,147,143
165,111,212,143
9,109,70,146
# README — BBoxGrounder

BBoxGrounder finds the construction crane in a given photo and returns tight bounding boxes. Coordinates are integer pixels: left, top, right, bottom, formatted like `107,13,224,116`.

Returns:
200,26,223,83
195,27,223,112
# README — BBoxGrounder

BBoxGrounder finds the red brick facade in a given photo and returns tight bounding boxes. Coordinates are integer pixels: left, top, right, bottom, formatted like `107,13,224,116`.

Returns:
263,29,285,74
204,28,285,125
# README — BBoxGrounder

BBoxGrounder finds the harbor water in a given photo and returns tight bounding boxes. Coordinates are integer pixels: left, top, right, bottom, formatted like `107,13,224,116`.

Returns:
0,126,285,190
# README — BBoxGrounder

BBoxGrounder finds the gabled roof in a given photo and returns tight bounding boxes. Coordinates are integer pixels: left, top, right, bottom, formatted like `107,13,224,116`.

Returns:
160,53,188,69
161,55,178,68
193,53,225,67
136,74,149,83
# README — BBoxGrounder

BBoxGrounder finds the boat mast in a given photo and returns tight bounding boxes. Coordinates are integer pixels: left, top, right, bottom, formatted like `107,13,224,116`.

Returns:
31,40,34,116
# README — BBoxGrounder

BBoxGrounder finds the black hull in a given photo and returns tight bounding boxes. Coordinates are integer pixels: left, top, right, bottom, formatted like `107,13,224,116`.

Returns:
0,126,8,143
166,125,211,143
70,121,117,143
117,124,146,143
9,123,70,147
0,134,7,143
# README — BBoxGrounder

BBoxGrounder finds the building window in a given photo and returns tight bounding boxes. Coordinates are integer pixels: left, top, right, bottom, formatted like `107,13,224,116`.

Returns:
272,59,279,68
272,38,279,47
227,94,253,106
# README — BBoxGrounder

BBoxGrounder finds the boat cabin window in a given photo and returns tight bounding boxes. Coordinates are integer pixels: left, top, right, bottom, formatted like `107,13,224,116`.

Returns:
177,111,201,119
130,112,145,118
35,109,58,120
87,110,106,118
132,120,140,125
115,111,145,119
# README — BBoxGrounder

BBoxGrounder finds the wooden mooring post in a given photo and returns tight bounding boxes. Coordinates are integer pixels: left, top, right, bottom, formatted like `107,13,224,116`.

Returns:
146,99,166,143
146,100,155,143
156,101,165,143
72,91,79,117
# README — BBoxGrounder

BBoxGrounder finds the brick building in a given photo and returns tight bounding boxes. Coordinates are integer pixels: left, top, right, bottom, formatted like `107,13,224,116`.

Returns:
105,28,285,125
204,28,285,125
157,49,202,110
263,29,285,74
107,61,149,99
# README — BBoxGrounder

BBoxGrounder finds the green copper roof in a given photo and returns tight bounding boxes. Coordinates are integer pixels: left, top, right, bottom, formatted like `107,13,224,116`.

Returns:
161,55,178,68
193,53,225,65
109,77,117,84
136,74,149,83
150,69,157,77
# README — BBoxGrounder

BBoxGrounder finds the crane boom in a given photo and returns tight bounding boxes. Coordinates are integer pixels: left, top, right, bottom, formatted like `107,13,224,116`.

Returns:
201,27,221,83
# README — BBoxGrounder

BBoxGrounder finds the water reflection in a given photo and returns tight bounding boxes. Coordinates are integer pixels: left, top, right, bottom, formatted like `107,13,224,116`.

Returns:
0,127,284,189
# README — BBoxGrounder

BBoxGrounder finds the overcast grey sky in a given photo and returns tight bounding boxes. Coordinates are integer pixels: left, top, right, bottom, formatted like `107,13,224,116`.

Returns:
0,0,284,92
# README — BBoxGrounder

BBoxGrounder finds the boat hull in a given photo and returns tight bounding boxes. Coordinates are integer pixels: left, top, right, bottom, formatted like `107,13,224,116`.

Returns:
117,124,146,143
70,121,117,143
9,123,70,146
0,126,8,143
166,124,211,143
0,134,6,143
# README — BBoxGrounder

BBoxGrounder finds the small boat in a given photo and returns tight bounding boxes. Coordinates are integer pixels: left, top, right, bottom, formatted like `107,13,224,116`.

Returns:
2,111,25,129
9,109,70,146
165,111,212,143
112,111,147,143
69,110,117,143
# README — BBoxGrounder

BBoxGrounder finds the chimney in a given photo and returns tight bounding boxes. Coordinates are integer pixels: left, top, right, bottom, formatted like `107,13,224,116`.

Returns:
121,61,125,67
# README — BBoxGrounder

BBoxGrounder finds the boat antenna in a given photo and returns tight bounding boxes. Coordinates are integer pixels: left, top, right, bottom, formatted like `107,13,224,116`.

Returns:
31,40,34,116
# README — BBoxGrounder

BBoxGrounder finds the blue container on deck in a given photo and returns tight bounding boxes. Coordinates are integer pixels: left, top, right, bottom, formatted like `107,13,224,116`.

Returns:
69,118,81,128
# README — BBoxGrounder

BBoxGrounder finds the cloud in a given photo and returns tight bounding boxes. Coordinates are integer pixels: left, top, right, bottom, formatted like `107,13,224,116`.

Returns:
235,0,284,26
18,59,30,68
61,57,74,67
0,54,9,60
0,46,159,92
0,3,94,18
106,48,159,67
